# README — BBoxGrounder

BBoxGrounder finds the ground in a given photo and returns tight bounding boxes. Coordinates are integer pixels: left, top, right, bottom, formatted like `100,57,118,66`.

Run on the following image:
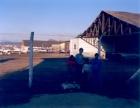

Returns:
5,93,140,108
0,53,69,76
0,53,139,108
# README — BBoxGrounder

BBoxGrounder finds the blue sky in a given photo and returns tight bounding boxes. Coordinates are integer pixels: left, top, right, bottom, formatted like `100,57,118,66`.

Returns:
0,0,140,41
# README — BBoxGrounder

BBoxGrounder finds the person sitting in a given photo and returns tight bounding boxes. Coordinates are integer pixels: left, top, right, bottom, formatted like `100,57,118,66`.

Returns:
68,55,76,66
67,55,77,82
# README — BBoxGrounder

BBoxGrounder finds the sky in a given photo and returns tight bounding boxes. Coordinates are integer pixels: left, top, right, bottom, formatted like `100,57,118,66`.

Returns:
0,0,140,41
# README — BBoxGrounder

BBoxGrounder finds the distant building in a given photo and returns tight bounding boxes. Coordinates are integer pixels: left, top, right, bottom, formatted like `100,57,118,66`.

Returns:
51,41,70,53
21,40,70,53
21,40,59,53
51,44,60,53
0,42,21,55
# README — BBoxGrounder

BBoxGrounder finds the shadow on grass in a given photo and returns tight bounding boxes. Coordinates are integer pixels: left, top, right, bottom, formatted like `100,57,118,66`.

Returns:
0,58,139,107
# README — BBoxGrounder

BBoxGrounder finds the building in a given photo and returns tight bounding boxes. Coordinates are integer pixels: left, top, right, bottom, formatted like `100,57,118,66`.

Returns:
21,40,59,53
21,40,70,53
70,11,140,58
51,41,70,53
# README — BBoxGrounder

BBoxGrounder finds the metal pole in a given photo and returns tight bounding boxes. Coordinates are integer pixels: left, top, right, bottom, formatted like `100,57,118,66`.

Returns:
29,32,34,88
98,35,103,58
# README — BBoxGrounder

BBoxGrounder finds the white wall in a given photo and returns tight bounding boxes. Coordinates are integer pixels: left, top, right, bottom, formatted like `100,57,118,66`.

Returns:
70,38,98,57
70,38,79,56
51,44,60,52
60,43,65,51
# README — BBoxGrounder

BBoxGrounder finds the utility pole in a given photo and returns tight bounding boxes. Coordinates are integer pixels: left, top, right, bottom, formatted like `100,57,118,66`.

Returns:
29,32,34,88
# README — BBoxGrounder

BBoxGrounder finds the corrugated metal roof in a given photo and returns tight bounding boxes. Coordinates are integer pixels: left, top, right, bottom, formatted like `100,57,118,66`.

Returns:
105,11,140,28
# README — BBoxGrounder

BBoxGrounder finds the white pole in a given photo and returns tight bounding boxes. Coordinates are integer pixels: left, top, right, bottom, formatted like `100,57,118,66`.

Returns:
98,35,103,58
29,32,34,88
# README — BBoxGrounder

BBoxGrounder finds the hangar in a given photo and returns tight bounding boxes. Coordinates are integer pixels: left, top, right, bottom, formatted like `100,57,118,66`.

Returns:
78,11,140,58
